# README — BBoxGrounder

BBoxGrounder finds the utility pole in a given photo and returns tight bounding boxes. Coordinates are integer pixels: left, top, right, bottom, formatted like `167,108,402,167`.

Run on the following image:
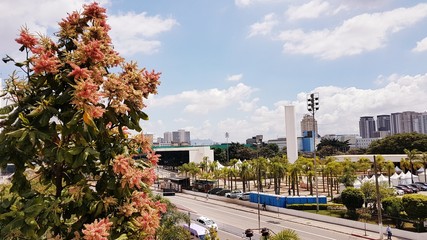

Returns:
307,93,319,212
374,155,384,240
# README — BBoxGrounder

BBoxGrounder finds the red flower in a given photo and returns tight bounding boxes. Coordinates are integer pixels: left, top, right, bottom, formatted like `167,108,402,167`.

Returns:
68,62,90,80
15,28,38,49
82,218,113,240
83,2,107,20
32,52,60,75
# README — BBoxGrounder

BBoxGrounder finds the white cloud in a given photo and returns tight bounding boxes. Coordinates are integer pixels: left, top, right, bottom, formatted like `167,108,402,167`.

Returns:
144,72,427,143
0,0,97,58
109,12,178,55
239,98,259,112
0,0,177,57
235,0,283,8
248,13,278,38
148,83,257,114
278,3,427,59
286,0,331,21
227,74,243,81
412,37,427,52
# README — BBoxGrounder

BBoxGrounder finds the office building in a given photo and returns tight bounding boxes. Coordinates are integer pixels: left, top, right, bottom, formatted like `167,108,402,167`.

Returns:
301,114,318,136
172,129,191,146
377,115,391,131
391,111,420,134
359,116,376,138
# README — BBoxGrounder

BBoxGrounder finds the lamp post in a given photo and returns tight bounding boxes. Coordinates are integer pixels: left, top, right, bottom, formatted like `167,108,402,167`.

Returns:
307,92,319,213
226,132,229,163
374,155,384,240
256,138,261,232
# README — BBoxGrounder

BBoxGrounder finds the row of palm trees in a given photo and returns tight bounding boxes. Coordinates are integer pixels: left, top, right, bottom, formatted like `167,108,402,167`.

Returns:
176,149,427,198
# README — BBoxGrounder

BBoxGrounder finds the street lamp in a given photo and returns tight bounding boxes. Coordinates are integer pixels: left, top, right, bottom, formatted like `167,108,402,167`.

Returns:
225,132,229,163
307,92,319,213
256,138,261,232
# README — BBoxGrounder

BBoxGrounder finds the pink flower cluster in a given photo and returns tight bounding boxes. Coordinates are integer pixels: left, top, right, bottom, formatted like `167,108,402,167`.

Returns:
82,218,113,240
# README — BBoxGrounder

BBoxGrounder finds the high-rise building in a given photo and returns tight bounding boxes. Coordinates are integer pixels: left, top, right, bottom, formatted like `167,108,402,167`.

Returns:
163,132,172,143
377,115,391,131
418,112,427,134
359,116,376,138
300,114,318,136
391,111,420,134
172,129,190,145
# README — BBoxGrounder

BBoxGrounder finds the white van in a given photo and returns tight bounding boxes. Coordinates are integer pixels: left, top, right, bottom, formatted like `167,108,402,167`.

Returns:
183,223,209,240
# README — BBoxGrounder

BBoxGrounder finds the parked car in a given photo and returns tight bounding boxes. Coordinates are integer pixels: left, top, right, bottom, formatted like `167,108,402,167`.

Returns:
216,189,231,196
225,190,243,198
395,185,413,194
238,192,250,200
196,216,218,231
411,183,427,191
207,187,223,195
402,184,419,193
415,182,427,187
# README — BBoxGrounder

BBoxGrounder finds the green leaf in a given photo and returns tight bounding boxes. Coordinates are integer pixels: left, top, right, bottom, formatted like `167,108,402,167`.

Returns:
139,111,149,120
0,104,16,115
66,111,82,128
116,234,129,240
18,129,28,143
5,128,25,138
68,147,84,155
18,112,30,125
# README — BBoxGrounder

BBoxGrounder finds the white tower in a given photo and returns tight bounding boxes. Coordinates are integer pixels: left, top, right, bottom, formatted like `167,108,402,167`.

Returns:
285,105,298,163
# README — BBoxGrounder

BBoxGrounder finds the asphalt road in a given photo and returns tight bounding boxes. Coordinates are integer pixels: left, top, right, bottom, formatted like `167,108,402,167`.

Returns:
166,193,375,240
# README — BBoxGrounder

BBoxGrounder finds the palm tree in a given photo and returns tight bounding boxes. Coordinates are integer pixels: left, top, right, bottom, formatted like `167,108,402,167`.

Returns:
229,158,239,190
357,157,372,176
270,156,286,195
384,160,395,187
419,152,427,182
239,160,251,192
178,163,190,178
188,162,200,183
269,229,300,240
404,149,420,183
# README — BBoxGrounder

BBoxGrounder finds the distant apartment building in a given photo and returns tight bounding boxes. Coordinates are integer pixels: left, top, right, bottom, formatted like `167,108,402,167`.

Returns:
391,111,421,134
356,138,379,149
163,132,172,143
246,135,263,146
267,137,286,150
418,112,427,134
172,129,191,146
300,114,318,136
359,116,376,138
377,115,391,131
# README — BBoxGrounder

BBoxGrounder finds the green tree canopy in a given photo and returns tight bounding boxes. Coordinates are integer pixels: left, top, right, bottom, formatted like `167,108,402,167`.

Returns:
341,187,365,211
367,133,427,154
0,3,164,239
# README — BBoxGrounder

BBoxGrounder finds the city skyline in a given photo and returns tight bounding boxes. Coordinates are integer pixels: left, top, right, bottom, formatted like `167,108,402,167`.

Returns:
1,1,427,143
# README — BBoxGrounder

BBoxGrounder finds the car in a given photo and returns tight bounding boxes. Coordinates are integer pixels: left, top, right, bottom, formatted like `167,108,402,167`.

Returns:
216,189,231,196
196,216,218,231
207,187,223,195
225,190,243,198
238,192,250,200
402,184,419,193
395,185,413,194
411,183,427,191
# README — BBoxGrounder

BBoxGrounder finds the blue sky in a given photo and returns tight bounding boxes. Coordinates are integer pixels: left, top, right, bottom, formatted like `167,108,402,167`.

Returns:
1,0,427,143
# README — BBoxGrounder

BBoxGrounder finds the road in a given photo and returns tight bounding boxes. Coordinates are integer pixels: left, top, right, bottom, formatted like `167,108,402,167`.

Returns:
166,193,378,240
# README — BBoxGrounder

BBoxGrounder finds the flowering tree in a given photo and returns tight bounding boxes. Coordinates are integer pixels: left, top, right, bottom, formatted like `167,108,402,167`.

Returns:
0,2,165,239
